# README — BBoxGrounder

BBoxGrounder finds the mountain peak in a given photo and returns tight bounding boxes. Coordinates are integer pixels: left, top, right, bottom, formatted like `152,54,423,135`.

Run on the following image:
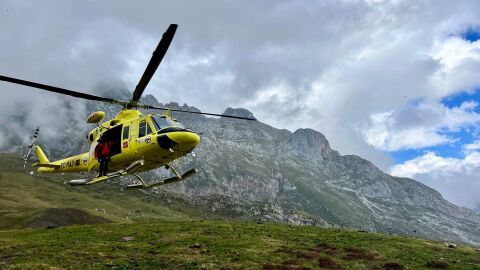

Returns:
286,128,333,159
143,94,160,106
223,107,256,119
94,82,131,100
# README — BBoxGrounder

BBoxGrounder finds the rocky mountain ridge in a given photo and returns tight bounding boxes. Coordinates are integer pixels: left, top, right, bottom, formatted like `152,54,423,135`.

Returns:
3,89,480,246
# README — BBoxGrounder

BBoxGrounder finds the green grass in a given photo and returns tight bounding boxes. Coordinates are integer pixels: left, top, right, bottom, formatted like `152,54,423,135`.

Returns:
0,221,479,269
1,153,479,269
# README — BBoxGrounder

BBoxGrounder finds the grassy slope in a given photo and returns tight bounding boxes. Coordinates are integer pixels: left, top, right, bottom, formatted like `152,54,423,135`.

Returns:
0,221,479,270
0,153,188,229
1,153,479,269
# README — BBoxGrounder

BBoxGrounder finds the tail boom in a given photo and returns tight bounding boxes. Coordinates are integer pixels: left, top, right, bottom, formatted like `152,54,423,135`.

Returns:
33,145,89,173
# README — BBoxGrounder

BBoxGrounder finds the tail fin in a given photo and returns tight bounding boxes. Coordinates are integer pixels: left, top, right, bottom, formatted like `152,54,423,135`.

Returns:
34,145,50,164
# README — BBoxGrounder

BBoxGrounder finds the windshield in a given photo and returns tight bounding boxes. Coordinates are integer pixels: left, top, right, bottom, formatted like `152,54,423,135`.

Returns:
151,115,184,130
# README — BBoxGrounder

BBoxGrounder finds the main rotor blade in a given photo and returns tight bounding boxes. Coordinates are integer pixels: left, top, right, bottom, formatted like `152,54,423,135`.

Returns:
140,104,256,120
0,74,124,104
132,24,177,102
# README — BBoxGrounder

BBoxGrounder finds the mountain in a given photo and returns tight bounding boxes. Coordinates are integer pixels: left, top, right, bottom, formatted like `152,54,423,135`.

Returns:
2,88,480,246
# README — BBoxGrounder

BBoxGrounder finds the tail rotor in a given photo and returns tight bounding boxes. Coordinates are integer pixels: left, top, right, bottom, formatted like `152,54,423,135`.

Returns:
23,127,40,168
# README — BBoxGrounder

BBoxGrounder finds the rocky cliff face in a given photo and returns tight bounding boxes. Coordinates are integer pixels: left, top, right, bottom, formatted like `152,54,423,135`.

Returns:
3,89,480,245
142,97,480,246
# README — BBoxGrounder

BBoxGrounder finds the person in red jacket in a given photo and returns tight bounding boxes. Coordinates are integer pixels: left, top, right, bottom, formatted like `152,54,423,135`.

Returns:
95,135,111,177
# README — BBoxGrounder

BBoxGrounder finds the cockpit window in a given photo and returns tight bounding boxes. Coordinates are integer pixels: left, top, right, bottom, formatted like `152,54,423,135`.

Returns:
139,120,146,138
138,120,154,138
151,115,184,130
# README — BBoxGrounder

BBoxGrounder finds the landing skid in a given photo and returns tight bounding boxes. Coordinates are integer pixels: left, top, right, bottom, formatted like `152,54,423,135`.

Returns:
127,164,197,189
67,159,145,186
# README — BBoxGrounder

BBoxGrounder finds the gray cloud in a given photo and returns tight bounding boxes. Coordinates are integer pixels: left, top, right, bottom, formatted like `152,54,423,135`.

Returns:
1,0,480,207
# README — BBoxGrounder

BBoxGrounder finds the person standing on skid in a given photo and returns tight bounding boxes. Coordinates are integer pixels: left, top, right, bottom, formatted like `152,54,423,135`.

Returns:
95,135,111,177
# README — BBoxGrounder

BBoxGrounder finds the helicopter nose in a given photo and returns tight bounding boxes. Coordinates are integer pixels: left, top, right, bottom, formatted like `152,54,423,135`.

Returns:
157,131,200,152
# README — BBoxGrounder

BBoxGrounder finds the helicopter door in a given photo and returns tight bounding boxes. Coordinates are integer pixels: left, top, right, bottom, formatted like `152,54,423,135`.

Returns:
87,125,123,171
101,125,122,156
88,141,98,171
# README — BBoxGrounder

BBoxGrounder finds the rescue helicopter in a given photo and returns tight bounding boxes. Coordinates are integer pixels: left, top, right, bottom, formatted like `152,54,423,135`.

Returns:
0,24,255,189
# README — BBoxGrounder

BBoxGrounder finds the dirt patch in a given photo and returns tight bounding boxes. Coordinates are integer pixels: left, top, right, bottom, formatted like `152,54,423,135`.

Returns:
383,262,405,270
342,247,374,260
426,260,448,268
276,243,337,260
310,243,338,255
0,254,13,266
277,243,338,256
296,250,318,259
263,260,310,270
317,257,342,270
312,243,337,251
25,208,111,229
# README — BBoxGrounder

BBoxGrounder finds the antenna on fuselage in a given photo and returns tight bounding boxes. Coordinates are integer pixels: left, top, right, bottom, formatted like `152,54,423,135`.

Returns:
162,107,173,118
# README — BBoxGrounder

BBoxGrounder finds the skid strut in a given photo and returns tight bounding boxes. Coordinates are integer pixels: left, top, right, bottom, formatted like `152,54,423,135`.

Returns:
127,164,197,189
68,159,144,186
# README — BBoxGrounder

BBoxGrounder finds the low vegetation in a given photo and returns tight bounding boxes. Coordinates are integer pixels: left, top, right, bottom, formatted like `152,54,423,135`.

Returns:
1,154,479,269
0,221,479,269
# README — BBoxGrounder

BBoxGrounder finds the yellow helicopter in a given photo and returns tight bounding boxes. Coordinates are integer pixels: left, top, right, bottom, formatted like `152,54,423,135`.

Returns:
0,24,255,189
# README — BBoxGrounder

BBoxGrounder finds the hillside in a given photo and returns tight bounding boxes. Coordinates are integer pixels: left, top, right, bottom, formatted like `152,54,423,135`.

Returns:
1,88,480,245
0,153,189,229
1,221,479,269
0,153,479,269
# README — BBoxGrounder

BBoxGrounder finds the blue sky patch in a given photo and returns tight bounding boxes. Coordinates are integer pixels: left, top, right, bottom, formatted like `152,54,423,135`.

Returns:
441,88,480,112
391,89,480,164
391,136,467,164
462,28,480,42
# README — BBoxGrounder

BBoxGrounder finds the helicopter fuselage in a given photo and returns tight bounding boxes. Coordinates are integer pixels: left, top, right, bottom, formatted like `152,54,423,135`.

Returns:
35,109,200,174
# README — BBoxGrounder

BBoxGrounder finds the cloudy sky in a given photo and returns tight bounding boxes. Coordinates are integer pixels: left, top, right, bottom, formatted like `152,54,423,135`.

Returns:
1,0,480,212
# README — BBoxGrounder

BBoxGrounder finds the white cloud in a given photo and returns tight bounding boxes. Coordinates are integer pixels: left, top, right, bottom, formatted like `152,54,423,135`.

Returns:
429,36,480,97
464,140,480,152
362,101,480,151
99,0,480,170
391,151,480,212
1,1,480,177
